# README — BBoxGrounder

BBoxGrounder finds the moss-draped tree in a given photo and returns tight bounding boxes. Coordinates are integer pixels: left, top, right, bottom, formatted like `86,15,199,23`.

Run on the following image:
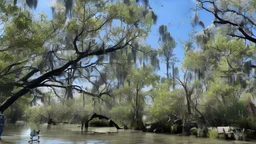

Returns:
0,0,154,112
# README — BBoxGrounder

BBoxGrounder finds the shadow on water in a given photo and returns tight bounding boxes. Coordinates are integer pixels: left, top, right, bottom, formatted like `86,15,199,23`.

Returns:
1,124,255,144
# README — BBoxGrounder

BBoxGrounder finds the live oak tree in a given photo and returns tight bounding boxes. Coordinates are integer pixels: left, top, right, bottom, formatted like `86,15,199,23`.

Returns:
183,27,256,125
0,0,154,112
193,0,256,79
17,0,159,99
19,0,157,23
183,0,256,129
199,33,255,126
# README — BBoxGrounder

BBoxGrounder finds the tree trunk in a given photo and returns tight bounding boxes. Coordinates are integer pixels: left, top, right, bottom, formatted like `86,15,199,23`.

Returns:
172,63,175,89
0,88,30,113
166,61,169,79
0,59,77,112
66,68,76,99
135,87,140,129
184,92,192,135
82,94,85,107
183,114,192,136
186,93,192,115
81,116,89,131
81,120,84,130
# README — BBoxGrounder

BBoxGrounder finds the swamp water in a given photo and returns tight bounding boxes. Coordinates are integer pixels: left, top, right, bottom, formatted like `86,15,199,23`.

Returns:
0,124,255,144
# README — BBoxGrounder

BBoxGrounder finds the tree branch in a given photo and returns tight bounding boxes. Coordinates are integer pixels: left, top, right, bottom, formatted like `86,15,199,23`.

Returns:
197,0,256,43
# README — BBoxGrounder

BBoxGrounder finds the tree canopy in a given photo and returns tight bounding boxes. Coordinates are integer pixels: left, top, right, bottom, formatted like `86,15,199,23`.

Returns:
0,0,154,112
2,0,256,138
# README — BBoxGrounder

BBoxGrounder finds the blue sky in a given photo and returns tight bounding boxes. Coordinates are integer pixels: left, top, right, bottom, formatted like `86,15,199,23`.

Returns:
33,0,214,76
146,0,214,75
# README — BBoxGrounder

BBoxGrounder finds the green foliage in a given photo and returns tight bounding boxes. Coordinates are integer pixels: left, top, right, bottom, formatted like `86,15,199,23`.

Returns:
150,82,184,122
183,50,205,71
205,78,236,103
2,0,256,137
171,123,180,134
25,95,95,124
0,0,156,115
109,104,132,126
128,66,159,89
89,119,109,127
4,96,30,123
236,116,256,130
207,129,218,139
25,106,43,124
108,66,159,129
190,127,198,136
197,0,256,45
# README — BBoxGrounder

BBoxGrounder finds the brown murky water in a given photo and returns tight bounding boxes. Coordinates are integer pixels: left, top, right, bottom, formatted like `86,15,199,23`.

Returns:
0,124,255,144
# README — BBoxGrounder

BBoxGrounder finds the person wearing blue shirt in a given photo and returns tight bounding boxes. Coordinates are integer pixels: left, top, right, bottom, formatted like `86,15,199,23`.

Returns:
0,112,6,140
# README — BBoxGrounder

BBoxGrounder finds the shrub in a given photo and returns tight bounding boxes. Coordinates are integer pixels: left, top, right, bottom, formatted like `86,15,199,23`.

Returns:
89,119,109,127
207,129,218,139
190,127,198,136
198,128,208,137
171,123,182,134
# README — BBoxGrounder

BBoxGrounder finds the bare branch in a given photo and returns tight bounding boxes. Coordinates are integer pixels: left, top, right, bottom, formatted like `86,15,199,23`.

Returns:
38,84,111,98
17,68,40,83
197,0,256,43
0,61,27,76
73,28,85,54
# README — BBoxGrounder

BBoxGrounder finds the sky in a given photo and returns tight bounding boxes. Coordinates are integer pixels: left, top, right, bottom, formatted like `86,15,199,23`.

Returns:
146,0,214,75
33,0,214,76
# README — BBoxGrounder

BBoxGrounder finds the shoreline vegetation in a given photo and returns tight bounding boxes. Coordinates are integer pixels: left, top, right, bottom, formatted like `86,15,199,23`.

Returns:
2,1,256,144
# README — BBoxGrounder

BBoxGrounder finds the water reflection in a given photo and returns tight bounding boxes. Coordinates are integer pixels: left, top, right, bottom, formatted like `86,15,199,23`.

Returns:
1,124,255,144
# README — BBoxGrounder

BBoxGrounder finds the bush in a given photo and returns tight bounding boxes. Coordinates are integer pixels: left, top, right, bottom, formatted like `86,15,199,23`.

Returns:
109,104,132,127
25,106,46,124
190,127,198,136
207,129,218,139
198,128,208,137
171,123,182,134
236,117,256,130
89,119,109,127
247,130,256,139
